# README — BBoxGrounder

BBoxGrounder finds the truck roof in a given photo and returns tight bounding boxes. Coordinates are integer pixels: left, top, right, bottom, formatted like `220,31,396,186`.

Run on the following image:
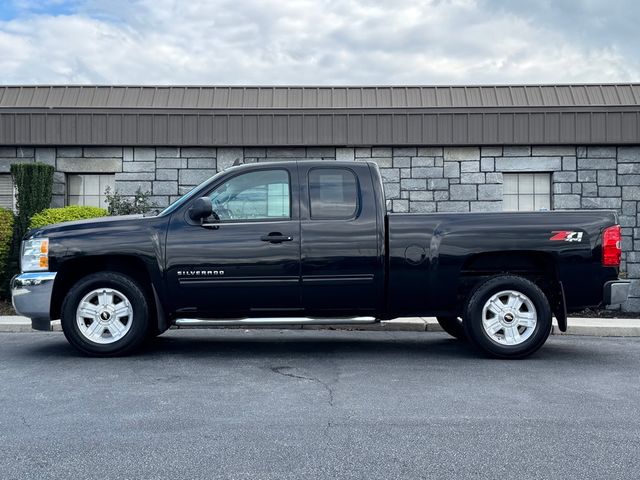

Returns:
224,160,376,171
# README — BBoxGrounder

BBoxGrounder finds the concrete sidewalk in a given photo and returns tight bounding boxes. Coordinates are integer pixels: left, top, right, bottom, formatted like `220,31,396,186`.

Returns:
1,315,639,336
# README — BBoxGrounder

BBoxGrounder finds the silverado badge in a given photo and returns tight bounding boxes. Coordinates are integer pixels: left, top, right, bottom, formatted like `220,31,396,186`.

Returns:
177,269,225,276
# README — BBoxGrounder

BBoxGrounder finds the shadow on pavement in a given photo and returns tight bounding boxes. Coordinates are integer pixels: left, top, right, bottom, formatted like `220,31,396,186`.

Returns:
145,332,481,359
17,329,600,363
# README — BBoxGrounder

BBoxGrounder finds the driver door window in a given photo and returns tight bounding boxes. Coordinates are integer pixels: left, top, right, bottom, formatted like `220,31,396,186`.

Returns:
208,169,290,221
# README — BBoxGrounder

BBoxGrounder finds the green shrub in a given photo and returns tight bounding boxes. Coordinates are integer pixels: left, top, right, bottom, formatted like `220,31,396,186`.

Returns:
0,208,14,298
105,186,157,215
30,206,108,229
11,163,54,238
5,163,55,290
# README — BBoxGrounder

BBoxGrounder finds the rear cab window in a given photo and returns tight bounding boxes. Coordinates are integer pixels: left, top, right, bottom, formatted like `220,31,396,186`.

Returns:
308,168,359,219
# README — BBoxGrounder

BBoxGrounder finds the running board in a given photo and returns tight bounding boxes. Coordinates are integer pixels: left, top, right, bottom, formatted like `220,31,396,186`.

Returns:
174,316,378,327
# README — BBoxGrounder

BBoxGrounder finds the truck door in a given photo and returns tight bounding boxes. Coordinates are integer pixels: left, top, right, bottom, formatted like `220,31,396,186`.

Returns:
298,163,382,315
165,165,301,317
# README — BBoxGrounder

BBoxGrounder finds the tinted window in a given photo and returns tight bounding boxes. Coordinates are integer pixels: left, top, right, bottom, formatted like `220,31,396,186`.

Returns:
309,168,358,219
208,169,290,221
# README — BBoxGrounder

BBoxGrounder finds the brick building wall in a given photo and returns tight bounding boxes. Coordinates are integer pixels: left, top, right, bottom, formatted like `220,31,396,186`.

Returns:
1,144,640,310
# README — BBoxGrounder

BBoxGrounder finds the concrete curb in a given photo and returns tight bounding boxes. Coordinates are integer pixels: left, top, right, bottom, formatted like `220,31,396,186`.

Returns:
0,317,62,333
1,315,640,337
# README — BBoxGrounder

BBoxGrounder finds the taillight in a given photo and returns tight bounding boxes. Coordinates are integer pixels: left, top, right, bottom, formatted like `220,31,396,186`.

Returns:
602,225,622,267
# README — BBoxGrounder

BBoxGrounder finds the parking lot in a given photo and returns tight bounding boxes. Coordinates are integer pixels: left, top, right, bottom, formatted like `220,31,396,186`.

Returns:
1,329,639,479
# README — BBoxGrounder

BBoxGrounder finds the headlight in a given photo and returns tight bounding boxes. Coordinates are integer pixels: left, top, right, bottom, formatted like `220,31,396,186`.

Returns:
22,238,49,272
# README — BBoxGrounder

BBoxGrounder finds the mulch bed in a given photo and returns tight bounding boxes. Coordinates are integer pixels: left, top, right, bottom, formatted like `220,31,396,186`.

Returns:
573,307,640,319
0,300,16,316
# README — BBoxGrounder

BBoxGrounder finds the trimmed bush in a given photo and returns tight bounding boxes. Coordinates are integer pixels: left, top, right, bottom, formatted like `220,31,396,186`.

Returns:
5,163,55,292
0,208,14,298
30,206,108,229
11,163,54,237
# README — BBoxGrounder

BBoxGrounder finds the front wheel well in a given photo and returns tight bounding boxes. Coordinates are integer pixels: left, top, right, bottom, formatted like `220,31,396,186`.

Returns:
50,255,156,321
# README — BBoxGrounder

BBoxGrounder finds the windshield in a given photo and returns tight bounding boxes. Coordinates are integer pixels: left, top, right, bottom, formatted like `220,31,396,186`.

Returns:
158,170,225,216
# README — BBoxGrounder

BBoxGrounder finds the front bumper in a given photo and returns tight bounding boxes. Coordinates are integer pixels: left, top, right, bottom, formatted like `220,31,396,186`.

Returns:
11,272,57,331
603,280,631,306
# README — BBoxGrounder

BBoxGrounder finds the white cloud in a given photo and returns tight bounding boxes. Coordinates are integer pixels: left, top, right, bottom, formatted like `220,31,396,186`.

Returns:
0,0,637,85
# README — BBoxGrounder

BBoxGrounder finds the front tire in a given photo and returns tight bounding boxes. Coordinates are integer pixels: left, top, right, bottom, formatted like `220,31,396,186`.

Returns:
463,275,552,359
61,272,150,357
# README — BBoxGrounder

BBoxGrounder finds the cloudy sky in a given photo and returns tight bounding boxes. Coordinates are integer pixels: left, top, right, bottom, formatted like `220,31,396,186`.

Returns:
0,0,637,85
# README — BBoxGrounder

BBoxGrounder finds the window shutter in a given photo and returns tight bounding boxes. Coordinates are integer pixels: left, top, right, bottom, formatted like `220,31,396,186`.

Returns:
0,174,14,210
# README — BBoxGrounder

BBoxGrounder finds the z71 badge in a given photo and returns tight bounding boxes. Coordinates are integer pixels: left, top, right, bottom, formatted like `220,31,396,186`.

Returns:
550,231,583,242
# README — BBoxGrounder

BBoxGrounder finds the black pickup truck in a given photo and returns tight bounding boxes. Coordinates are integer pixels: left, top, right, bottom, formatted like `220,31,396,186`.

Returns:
11,160,630,358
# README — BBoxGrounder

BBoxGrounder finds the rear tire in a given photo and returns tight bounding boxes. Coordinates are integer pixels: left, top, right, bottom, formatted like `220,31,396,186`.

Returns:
463,275,552,359
436,316,466,340
61,272,150,357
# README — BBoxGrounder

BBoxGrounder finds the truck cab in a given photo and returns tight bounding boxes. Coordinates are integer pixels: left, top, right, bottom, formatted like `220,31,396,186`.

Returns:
163,161,385,319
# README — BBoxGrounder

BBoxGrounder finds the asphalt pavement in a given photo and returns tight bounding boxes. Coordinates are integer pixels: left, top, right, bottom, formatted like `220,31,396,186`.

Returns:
1,329,639,480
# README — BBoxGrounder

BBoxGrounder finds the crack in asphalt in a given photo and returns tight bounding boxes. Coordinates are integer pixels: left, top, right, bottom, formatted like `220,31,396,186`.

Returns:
270,366,336,442
270,366,335,407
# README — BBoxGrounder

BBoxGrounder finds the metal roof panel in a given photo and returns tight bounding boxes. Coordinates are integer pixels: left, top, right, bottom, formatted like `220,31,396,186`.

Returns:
60,87,80,107
317,88,332,108
45,87,65,107
556,86,574,106
602,85,620,104
121,87,139,107
450,87,467,108
16,87,35,107
570,85,588,105
510,86,527,106
585,85,605,105
377,88,392,108
0,84,638,112
333,88,347,108
76,87,95,107
273,88,288,108
436,87,452,107
166,87,184,108
618,85,635,104
540,86,558,106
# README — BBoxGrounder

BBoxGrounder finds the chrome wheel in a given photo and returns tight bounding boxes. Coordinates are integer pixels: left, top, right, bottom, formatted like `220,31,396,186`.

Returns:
481,289,537,346
76,288,133,344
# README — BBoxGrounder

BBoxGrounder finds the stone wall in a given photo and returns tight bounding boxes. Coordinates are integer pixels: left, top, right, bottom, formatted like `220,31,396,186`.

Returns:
1,144,640,310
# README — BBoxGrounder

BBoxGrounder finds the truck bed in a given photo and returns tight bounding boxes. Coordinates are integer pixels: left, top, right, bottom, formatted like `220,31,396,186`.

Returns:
386,210,619,317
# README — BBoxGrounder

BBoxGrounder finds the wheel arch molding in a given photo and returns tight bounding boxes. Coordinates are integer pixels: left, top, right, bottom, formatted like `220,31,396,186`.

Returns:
50,254,168,332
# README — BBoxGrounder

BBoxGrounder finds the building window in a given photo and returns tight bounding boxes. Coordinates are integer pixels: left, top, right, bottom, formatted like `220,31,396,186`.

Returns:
0,174,14,211
503,173,551,211
67,174,115,208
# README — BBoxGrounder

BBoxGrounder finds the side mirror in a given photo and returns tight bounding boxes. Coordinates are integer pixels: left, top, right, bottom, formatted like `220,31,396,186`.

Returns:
188,197,213,221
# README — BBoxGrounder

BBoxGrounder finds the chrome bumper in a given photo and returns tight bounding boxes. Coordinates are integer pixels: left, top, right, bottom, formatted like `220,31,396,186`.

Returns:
603,280,631,306
11,272,57,331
